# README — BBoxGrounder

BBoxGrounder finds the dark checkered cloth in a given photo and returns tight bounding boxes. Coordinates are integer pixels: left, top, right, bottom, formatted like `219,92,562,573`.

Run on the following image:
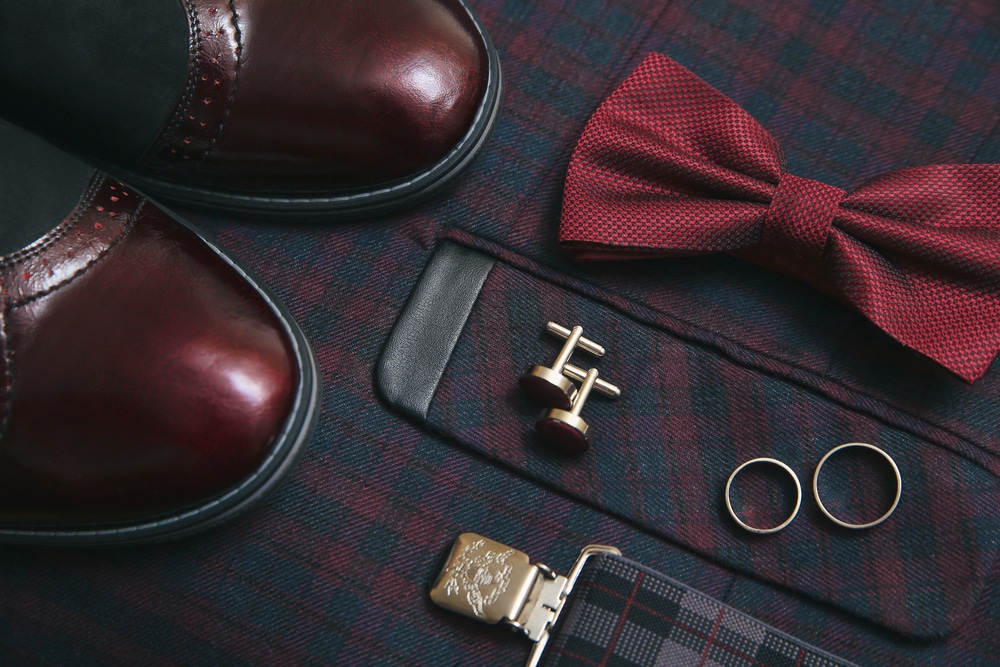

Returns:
542,555,857,667
1,0,998,665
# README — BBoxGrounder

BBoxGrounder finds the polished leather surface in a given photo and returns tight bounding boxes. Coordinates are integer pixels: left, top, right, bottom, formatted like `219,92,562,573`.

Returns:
140,0,489,192
0,173,298,525
376,242,495,421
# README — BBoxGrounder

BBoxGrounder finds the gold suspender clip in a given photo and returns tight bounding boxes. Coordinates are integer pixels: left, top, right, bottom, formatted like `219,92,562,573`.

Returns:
430,533,621,667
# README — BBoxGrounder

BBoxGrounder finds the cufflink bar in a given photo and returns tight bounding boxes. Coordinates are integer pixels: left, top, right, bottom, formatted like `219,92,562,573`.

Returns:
430,533,620,667
544,321,605,356
519,322,605,409
563,362,621,398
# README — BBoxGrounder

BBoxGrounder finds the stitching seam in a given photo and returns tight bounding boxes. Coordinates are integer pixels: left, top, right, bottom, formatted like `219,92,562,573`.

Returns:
11,201,145,309
0,176,103,267
140,0,201,164
200,0,243,164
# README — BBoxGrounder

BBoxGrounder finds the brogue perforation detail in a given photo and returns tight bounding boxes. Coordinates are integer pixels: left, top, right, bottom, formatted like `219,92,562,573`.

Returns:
203,0,244,163
0,171,133,442
137,0,241,174
0,177,101,271
0,174,142,306
150,0,203,154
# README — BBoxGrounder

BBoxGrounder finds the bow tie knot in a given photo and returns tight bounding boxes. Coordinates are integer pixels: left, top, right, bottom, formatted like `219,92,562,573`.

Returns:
761,175,845,281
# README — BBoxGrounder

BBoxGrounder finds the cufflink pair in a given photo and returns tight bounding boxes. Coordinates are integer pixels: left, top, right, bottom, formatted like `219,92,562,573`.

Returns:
519,322,620,453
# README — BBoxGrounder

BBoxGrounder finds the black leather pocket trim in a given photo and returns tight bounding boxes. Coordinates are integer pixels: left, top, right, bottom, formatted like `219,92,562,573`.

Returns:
376,241,495,421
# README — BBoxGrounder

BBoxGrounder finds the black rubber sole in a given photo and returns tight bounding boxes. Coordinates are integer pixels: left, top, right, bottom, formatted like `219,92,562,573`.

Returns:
109,1,504,219
0,217,321,546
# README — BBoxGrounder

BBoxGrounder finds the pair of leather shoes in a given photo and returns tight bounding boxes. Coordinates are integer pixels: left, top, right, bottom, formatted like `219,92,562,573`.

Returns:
0,0,502,545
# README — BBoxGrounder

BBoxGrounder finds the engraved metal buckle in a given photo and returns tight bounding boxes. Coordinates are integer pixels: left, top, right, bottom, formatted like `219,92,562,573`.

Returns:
430,533,621,667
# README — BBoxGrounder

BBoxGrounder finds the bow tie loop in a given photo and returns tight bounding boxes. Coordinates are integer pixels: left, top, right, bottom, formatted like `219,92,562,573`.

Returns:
761,174,846,281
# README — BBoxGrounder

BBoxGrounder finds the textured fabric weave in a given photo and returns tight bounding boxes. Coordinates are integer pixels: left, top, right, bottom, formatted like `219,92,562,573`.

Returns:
542,555,857,667
427,229,1000,639
560,53,1000,382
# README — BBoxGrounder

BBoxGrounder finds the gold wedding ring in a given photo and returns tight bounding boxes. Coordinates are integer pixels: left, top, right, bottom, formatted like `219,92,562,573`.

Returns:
725,458,802,535
812,442,901,529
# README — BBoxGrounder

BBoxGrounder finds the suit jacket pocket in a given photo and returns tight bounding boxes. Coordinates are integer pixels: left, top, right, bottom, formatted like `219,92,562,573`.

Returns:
377,233,1000,640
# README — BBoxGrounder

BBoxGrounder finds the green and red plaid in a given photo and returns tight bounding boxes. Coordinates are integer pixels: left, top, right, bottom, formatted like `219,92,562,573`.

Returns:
1,0,998,665
426,231,1000,639
542,555,858,667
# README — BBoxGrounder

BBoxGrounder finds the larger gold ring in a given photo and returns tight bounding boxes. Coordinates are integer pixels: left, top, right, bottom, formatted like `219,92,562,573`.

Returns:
725,458,802,535
813,443,901,530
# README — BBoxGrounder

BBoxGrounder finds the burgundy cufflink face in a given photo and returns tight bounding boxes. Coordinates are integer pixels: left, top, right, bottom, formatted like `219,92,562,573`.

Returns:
535,367,621,454
519,322,605,410
521,322,620,454
535,416,591,454
535,367,600,454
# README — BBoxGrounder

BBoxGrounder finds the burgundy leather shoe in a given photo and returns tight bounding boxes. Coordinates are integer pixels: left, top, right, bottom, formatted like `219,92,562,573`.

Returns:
0,120,319,545
0,0,502,218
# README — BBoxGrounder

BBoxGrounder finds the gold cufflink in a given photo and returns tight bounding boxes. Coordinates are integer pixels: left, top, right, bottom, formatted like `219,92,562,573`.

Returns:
520,322,606,409
536,367,619,454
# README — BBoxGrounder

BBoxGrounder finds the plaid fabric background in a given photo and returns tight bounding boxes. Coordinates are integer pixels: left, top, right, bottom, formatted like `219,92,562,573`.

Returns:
424,232,1000,639
1,0,998,665
541,555,857,667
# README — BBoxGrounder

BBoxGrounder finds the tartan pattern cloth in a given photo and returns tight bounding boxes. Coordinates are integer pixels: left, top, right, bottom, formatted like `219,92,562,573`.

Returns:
0,0,998,665
541,555,857,667
424,230,1000,639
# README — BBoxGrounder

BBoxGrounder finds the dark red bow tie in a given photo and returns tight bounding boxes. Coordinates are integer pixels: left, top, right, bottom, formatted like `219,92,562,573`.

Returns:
560,53,1000,382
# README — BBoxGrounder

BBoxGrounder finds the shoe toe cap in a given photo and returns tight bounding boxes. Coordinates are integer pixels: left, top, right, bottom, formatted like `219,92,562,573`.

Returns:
0,202,300,527
196,0,491,189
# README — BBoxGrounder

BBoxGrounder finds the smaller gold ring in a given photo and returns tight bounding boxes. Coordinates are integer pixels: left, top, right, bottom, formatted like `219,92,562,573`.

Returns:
813,443,901,530
725,458,802,535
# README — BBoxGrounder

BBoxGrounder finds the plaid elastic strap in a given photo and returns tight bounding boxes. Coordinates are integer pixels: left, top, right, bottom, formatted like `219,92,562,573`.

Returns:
541,555,857,667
